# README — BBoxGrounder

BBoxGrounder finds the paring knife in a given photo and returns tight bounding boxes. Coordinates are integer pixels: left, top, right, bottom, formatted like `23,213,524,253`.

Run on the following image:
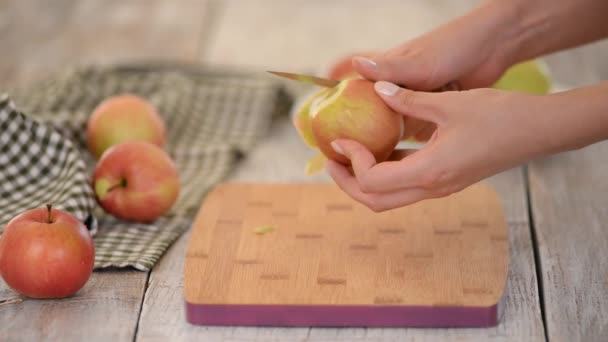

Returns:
267,71,340,88
267,70,460,92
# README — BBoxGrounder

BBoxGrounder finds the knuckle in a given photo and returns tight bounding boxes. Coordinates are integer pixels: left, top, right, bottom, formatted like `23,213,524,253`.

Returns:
419,165,454,189
342,140,366,158
350,143,367,157
471,88,511,106
418,171,438,188
369,203,386,213
473,87,501,97
432,187,453,198
357,173,375,193
432,183,464,198
365,198,386,213
397,92,418,113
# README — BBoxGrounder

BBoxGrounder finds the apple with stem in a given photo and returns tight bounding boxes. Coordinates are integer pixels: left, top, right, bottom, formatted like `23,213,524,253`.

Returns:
0,204,95,299
93,141,180,222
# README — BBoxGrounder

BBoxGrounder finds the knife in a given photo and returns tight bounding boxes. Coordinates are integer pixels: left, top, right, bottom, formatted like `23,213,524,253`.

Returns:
267,70,460,92
267,71,340,88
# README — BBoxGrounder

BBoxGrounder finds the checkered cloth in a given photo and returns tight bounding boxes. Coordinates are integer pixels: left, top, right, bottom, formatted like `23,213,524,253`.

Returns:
0,62,292,271
0,96,98,234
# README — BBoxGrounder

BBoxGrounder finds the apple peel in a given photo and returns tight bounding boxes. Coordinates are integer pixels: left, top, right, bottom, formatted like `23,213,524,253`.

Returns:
293,89,330,148
305,153,327,175
254,226,275,235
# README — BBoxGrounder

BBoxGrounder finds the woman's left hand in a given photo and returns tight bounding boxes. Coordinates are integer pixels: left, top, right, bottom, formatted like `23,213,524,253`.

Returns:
326,81,557,211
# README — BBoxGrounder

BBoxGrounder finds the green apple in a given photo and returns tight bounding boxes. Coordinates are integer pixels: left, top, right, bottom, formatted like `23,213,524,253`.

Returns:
492,60,551,94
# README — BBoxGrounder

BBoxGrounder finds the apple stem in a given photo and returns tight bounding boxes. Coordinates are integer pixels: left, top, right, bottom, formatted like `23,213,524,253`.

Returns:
46,203,53,224
107,179,127,193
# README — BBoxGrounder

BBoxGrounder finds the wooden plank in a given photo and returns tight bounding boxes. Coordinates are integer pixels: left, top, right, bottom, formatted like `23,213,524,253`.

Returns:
137,118,545,341
201,0,479,74
0,272,147,341
0,1,208,341
0,0,78,89
529,141,608,341
0,0,208,89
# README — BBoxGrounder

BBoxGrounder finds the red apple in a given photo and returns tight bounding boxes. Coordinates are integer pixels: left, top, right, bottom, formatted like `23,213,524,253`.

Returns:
87,94,166,159
326,52,437,144
93,141,180,222
294,78,403,165
0,204,94,299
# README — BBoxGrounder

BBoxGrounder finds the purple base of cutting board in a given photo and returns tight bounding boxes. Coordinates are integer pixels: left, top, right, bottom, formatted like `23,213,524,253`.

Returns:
185,301,501,327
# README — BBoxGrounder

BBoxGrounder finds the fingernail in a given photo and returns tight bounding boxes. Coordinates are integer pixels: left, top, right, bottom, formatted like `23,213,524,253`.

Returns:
375,81,400,96
353,56,377,70
331,141,345,155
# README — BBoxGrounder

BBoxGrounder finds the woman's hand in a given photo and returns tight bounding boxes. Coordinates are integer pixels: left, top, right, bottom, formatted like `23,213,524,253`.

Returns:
323,0,608,211
350,1,521,91
331,2,524,141
326,81,559,212
347,0,608,92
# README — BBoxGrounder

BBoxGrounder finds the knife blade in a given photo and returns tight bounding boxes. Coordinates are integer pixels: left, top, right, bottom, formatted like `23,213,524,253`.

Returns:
267,71,340,88
268,70,461,92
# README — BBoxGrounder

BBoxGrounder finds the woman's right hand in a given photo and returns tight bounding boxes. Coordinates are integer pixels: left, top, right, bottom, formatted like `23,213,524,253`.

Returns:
327,1,523,141
350,1,522,91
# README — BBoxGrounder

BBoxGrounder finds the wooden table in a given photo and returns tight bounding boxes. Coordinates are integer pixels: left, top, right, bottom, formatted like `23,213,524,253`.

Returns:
1,1,606,341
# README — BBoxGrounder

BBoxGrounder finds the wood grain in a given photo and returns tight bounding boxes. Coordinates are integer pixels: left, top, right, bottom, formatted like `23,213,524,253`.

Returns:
529,141,608,341
202,0,479,74
0,1,208,341
184,183,508,315
0,0,208,89
0,271,147,341
0,0,77,90
137,117,545,340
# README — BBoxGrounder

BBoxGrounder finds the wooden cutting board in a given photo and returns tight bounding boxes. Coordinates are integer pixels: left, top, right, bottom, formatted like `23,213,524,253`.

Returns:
184,183,509,327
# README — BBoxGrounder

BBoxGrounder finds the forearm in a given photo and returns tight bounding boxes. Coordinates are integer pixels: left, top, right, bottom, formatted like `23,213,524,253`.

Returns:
540,82,608,153
481,0,608,66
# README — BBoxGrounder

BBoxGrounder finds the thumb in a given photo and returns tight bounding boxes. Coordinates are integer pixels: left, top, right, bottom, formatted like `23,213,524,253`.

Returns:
374,81,443,124
353,55,447,91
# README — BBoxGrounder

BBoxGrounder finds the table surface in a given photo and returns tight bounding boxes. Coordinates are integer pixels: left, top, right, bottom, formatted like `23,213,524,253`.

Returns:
0,1,607,341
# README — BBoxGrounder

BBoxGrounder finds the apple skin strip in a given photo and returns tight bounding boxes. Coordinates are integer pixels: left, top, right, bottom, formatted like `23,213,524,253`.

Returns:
305,153,327,175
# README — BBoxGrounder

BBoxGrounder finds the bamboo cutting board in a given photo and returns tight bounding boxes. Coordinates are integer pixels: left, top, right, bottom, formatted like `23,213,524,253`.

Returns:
184,183,509,327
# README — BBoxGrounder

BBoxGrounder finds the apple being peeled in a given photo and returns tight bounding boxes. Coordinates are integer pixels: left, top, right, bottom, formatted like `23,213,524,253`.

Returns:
87,94,166,159
324,52,436,147
294,78,403,172
93,141,180,222
0,204,94,299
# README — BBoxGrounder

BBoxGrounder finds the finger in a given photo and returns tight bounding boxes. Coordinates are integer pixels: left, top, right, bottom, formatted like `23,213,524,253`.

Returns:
374,81,444,124
326,160,433,211
325,159,364,200
362,187,433,211
352,55,446,91
332,139,400,193
332,139,434,193
331,139,376,174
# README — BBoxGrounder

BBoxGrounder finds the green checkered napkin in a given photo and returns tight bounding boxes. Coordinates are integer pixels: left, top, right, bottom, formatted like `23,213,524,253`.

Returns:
1,62,292,271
